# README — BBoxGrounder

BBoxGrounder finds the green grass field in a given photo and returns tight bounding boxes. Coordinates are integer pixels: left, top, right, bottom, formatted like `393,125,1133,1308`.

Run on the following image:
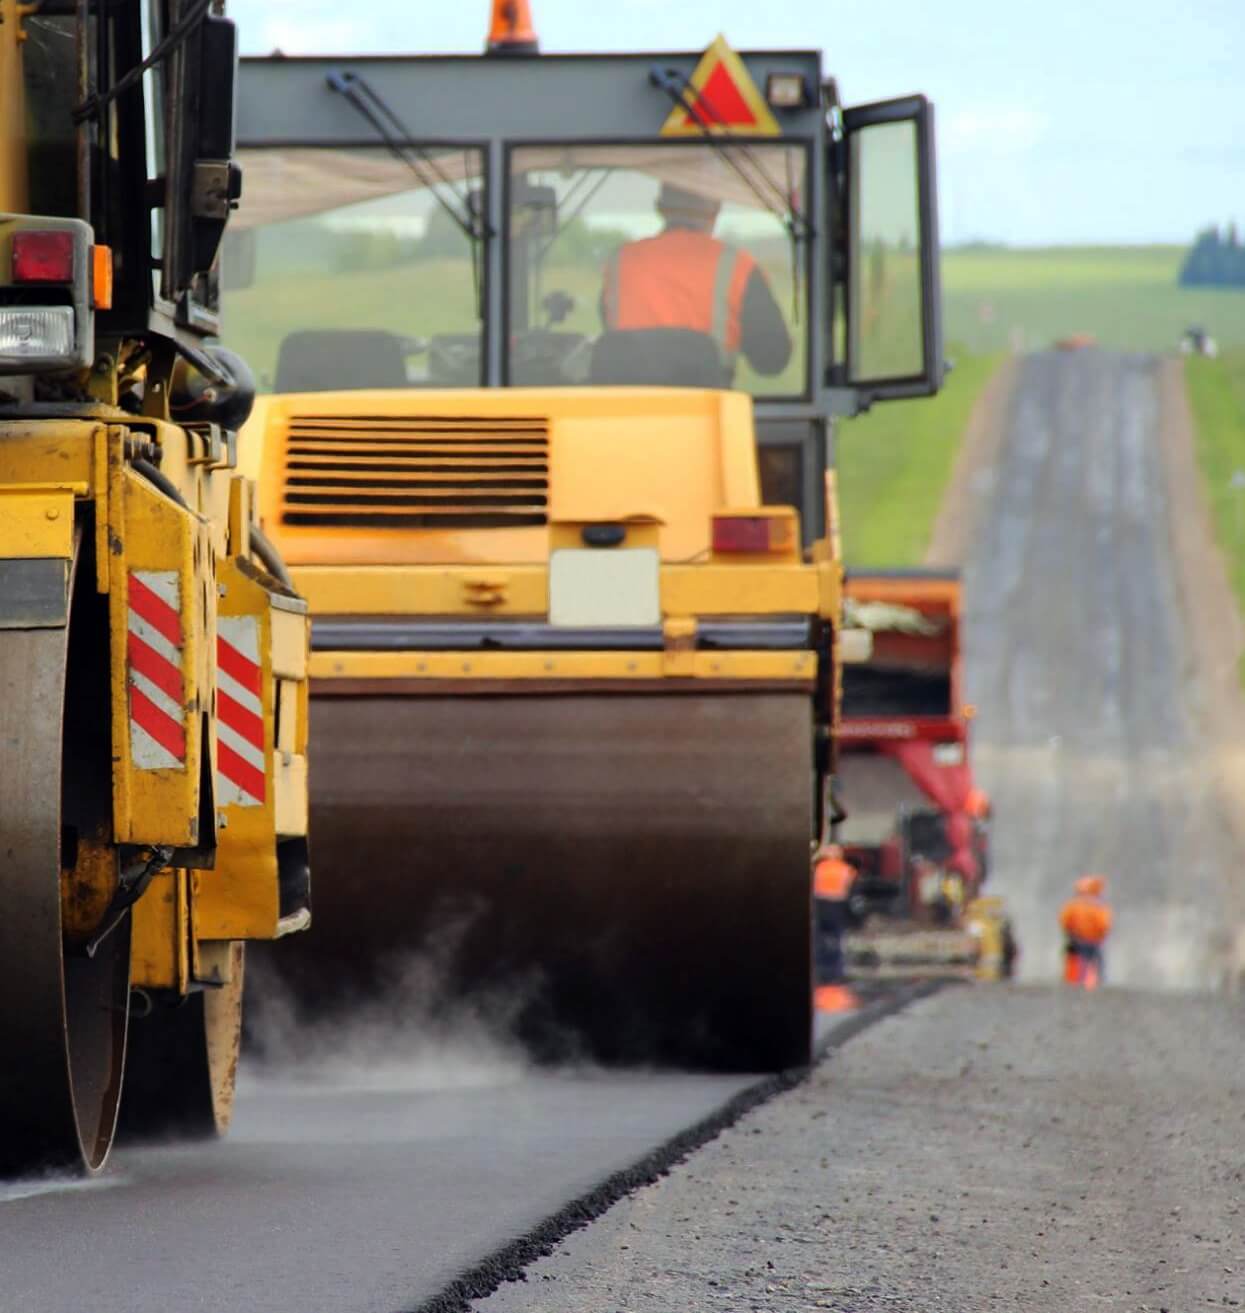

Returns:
942,245,1245,355
836,352,1003,567
1184,348,1245,681
836,245,1245,568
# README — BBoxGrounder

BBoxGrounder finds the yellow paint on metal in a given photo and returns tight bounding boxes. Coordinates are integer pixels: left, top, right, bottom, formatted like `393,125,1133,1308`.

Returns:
270,606,308,681
291,561,828,620
661,616,697,676
193,557,297,942
0,423,99,487
273,750,308,838
0,0,29,214
131,869,190,992
227,475,252,559
310,648,816,683
0,486,78,557
292,565,547,615
548,518,663,552
247,386,763,568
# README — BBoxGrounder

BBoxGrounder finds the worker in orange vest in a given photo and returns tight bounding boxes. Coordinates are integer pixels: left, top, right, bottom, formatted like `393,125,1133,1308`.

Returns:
812,843,857,985
1058,874,1112,989
601,183,792,380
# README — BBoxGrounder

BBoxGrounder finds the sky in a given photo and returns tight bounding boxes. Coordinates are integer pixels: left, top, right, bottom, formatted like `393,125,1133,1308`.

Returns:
229,0,1245,247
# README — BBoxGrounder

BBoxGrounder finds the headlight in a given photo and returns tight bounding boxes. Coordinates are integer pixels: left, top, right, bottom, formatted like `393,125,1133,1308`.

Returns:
0,307,77,369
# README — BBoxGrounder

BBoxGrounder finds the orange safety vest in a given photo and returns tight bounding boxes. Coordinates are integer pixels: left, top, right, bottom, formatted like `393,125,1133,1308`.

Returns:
814,857,855,902
602,229,756,359
1059,896,1112,946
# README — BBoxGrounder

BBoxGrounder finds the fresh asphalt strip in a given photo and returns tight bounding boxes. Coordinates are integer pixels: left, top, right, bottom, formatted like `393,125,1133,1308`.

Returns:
415,977,948,1313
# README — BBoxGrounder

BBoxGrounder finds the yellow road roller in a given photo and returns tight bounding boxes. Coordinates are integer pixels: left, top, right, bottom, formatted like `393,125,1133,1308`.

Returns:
230,15,943,1069
0,0,310,1174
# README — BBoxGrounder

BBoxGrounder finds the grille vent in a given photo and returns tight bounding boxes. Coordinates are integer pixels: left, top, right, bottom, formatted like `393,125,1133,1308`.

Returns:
280,414,549,530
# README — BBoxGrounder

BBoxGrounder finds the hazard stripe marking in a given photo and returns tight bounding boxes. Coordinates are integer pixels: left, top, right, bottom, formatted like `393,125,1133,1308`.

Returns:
218,666,263,718
218,688,265,753
217,715,266,773
127,630,183,703
130,681,187,760
128,573,182,647
128,665,184,726
127,570,186,771
216,618,266,807
217,634,261,698
218,742,266,805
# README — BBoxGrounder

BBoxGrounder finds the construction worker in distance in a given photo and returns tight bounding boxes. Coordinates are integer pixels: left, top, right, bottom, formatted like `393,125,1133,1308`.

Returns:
812,842,856,985
600,182,792,381
1059,874,1112,989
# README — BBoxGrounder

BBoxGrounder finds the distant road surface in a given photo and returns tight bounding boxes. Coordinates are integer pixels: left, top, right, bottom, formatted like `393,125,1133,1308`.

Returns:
965,349,1241,988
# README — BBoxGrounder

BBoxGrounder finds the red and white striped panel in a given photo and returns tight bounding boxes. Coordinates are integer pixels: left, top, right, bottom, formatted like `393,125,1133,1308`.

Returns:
127,570,187,770
216,616,267,808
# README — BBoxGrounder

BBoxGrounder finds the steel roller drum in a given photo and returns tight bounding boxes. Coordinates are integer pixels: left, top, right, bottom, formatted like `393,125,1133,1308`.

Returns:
272,690,814,1071
0,545,129,1176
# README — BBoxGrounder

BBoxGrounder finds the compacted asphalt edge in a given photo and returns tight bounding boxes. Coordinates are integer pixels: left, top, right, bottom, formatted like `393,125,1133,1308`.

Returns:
415,981,947,1313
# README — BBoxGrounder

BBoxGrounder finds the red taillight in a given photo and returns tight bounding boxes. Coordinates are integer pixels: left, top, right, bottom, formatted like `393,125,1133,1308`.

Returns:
711,514,795,554
13,230,75,283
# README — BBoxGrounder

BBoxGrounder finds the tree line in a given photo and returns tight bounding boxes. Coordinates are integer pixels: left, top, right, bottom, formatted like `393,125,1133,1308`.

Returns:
1180,224,1245,289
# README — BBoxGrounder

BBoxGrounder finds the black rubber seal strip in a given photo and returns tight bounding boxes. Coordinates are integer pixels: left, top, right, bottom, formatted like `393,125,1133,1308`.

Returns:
411,977,947,1313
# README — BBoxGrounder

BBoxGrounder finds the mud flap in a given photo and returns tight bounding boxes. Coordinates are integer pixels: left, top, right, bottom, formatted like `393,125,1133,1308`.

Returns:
192,554,310,943
106,461,207,852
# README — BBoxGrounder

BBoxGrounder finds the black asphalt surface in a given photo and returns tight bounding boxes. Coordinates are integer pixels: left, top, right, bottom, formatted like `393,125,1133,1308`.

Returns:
965,350,1239,987
0,1005,856,1313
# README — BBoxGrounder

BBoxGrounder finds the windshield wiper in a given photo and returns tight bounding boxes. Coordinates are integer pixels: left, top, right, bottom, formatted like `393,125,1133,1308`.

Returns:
648,66,812,322
647,67,813,243
327,70,491,312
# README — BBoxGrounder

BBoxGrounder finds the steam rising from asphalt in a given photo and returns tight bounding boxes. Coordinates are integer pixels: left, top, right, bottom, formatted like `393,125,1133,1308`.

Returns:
241,914,543,1095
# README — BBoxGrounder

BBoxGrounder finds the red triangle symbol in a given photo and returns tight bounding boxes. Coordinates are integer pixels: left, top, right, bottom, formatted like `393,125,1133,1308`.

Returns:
681,61,757,128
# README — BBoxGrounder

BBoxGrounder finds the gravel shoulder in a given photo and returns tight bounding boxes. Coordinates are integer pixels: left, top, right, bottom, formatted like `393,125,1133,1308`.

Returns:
475,986,1245,1312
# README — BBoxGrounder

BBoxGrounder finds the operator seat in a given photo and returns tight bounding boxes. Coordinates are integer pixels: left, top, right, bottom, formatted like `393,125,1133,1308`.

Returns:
588,328,731,388
275,330,410,393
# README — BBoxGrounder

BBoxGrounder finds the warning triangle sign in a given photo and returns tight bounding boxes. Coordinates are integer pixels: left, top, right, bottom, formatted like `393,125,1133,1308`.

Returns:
660,35,780,137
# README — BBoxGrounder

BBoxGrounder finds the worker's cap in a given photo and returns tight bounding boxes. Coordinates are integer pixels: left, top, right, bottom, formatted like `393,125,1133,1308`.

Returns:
1075,874,1106,896
656,182,720,221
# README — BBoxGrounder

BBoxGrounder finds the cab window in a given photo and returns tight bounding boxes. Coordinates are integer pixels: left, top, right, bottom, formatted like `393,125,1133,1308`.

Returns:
506,143,809,397
223,146,486,392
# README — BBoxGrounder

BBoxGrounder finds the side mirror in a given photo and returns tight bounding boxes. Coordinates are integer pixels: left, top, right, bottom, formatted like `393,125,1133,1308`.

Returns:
839,95,942,404
165,15,242,307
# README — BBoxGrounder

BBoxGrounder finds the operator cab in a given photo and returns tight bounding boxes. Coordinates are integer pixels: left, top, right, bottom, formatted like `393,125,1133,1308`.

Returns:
229,37,942,542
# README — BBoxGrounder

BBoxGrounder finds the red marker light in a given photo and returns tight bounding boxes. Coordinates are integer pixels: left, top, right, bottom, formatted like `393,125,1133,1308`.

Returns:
713,515,781,553
13,230,75,283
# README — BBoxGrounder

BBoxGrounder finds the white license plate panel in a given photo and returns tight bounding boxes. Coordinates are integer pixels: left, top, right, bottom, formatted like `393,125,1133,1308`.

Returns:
548,548,661,628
